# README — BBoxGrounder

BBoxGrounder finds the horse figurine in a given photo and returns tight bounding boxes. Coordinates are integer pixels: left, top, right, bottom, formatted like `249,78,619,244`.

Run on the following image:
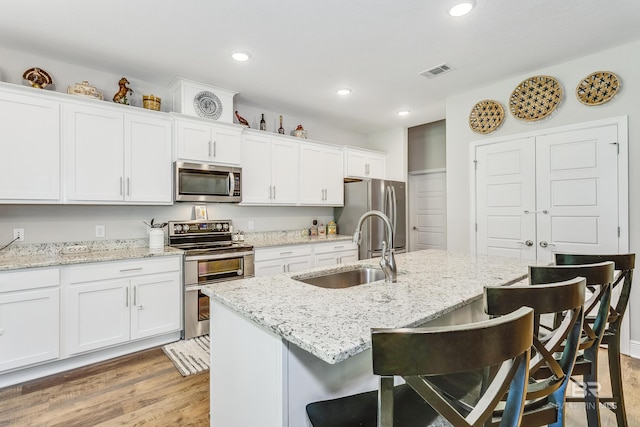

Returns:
113,77,133,104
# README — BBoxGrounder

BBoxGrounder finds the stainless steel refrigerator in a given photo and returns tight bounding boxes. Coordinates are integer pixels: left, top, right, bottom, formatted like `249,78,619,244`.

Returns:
334,179,406,260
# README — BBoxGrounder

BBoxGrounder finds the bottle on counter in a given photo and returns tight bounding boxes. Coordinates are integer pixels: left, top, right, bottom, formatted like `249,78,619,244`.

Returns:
310,219,318,236
260,113,266,131
318,223,326,237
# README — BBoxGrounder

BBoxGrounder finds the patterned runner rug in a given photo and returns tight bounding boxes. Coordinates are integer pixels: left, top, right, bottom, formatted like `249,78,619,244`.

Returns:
162,335,210,376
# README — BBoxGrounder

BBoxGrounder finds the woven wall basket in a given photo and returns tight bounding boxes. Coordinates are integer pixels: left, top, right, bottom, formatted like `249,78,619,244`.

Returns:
576,71,620,106
469,100,505,134
509,75,563,122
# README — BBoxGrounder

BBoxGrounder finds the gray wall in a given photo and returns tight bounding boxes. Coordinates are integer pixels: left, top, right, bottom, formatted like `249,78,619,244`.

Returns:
408,120,446,172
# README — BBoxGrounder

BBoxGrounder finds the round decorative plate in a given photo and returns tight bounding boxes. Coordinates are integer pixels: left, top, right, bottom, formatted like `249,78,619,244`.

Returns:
576,71,620,106
509,75,563,122
469,100,505,134
193,91,223,120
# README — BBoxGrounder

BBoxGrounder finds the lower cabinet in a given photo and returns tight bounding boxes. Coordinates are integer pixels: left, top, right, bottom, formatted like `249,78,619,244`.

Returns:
0,268,60,372
314,242,359,267
64,257,181,356
254,245,314,277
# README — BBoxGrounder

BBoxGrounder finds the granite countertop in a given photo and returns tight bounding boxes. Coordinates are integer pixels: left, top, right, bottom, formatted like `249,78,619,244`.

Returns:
245,230,353,249
202,249,536,364
0,239,183,271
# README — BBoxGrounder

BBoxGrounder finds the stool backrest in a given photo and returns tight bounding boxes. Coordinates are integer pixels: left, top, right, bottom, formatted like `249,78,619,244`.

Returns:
371,306,534,427
484,277,586,425
555,253,634,334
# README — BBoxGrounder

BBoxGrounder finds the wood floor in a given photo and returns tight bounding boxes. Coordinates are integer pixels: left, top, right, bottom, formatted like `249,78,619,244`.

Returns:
0,346,638,426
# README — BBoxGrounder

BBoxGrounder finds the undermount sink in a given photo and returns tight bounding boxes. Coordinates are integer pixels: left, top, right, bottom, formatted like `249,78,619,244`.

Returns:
293,267,386,289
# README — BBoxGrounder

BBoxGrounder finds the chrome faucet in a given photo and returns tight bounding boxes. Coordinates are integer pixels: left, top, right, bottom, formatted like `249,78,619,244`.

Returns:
353,210,397,283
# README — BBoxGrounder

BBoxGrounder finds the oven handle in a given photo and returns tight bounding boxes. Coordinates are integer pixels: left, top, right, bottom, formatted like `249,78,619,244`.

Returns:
185,250,254,262
186,283,208,292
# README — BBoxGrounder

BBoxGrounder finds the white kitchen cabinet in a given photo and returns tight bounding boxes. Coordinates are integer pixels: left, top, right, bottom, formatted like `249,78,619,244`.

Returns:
241,131,299,205
299,143,344,206
64,257,181,355
314,242,359,267
344,147,386,180
175,116,242,165
0,268,60,373
254,245,314,277
0,87,60,202
64,104,172,204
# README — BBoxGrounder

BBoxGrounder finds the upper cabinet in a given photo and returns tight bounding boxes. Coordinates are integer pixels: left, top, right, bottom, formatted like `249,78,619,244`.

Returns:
174,116,242,165
0,87,61,203
299,143,344,206
344,147,386,180
241,131,299,205
64,104,172,204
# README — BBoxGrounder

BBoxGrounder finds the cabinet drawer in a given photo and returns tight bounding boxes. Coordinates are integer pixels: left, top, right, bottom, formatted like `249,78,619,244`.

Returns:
66,256,181,284
0,268,60,292
314,242,357,254
254,245,313,262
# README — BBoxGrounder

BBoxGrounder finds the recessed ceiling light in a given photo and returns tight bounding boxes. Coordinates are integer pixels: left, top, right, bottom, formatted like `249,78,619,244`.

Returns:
336,88,352,96
231,51,251,62
448,0,475,17
397,110,411,116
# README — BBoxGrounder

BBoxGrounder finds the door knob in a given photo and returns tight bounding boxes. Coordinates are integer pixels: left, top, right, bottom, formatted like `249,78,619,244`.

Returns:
412,226,418,231
539,241,556,248
517,240,534,247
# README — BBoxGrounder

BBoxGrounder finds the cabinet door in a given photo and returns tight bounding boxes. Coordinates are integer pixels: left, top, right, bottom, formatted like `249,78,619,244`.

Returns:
125,114,173,203
130,272,181,340
0,92,60,202
65,104,124,201
285,255,314,272
176,120,213,162
254,259,287,277
366,153,386,179
337,250,359,264
241,135,273,204
299,145,325,204
323,149,345,205
211,126,242,165
271,139,299,204
0,287,59,372
345,150,368,178
66,279,130,355
314,253,339,268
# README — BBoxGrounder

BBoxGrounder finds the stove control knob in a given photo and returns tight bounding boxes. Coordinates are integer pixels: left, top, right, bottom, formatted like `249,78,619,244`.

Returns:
223,223,229,231
174,224,182,232
216,223,222,231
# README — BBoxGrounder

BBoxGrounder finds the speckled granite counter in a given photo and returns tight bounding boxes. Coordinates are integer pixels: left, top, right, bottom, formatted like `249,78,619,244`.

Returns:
0,239,182,271
244,230,353,249
203,249,536,365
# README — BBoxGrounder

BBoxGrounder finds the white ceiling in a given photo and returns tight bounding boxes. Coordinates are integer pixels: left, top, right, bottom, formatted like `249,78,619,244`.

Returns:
2,0,640,134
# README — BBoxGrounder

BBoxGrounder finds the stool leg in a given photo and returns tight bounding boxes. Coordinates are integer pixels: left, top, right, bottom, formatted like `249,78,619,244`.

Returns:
583,345,602,427
608,337,628,427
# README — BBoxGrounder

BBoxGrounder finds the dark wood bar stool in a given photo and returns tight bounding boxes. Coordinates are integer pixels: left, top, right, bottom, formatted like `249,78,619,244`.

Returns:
528,262,614,427
306,307,534,427
555,253,635,427
483,276,587,427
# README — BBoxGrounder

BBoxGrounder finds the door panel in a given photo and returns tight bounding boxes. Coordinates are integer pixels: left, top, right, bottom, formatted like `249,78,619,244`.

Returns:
410,172,447,251
535,124,619,263
475,138,536,260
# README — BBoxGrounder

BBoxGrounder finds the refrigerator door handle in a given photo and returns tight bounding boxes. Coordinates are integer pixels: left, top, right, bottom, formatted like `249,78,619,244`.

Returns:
391,185,397,236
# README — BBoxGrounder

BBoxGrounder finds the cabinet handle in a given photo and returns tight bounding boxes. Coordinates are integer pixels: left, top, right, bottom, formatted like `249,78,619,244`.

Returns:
208,141,212,157
119,267,143,273
337,257,342,264
282,265,286,273
127,178,131,196
273,186,276,199
334,245,344,249
280,251,293,255
133,286,137,306
120,177,123,196
212,141,217,158
125,288,129,308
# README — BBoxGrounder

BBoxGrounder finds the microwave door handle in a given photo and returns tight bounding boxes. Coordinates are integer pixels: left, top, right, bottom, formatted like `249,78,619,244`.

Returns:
229,172,235,195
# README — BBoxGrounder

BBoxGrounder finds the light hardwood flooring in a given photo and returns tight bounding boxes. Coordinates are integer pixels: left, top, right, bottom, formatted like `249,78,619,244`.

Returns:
0,346,638,426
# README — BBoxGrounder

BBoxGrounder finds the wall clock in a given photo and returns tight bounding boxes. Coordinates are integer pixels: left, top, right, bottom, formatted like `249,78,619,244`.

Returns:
193,90,223,120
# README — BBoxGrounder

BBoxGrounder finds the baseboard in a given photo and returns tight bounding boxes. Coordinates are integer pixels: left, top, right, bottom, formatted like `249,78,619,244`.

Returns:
629,339,640,359
0,331,181,389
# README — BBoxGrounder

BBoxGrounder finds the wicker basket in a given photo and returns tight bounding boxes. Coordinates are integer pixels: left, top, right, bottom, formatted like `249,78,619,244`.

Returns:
143,95,161,111
509,75,562,122
469,100,505,134
576,71,620,106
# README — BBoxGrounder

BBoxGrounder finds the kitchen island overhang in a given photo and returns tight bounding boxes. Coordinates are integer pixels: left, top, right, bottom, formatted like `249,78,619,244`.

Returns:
203,250,536,426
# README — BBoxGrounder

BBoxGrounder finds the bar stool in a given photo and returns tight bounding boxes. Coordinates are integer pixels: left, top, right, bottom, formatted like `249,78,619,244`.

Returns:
528,262,614,427
555,253,635,427
483,276,587,427
305,307,534,427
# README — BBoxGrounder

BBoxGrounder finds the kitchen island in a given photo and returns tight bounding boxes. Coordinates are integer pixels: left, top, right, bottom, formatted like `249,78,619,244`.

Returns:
202,249,536,426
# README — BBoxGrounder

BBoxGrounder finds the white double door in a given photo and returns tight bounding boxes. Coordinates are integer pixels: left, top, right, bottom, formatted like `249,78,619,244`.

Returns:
475,121,623,264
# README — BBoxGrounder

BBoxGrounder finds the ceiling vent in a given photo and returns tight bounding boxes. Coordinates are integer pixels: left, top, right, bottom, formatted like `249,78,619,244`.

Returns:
419,63,454,79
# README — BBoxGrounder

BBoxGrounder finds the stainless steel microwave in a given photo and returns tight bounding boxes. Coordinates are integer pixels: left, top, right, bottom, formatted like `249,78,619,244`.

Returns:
175,162,241,203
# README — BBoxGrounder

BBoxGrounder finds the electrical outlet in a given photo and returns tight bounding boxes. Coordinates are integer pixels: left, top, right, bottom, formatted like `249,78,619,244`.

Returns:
248,220,254,230
13,228,24,242
95,225,106,238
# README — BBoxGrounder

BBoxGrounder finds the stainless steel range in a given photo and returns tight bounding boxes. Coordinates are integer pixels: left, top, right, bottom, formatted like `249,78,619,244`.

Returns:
168,219,254,339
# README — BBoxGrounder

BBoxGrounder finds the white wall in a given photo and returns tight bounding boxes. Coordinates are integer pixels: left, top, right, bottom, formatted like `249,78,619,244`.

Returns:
369,127,408,182
0,45,370,244
445,39,640,351
408,120,446,172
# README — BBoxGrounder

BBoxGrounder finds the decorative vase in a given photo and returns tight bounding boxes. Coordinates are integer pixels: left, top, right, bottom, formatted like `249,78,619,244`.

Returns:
149,228,165,250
